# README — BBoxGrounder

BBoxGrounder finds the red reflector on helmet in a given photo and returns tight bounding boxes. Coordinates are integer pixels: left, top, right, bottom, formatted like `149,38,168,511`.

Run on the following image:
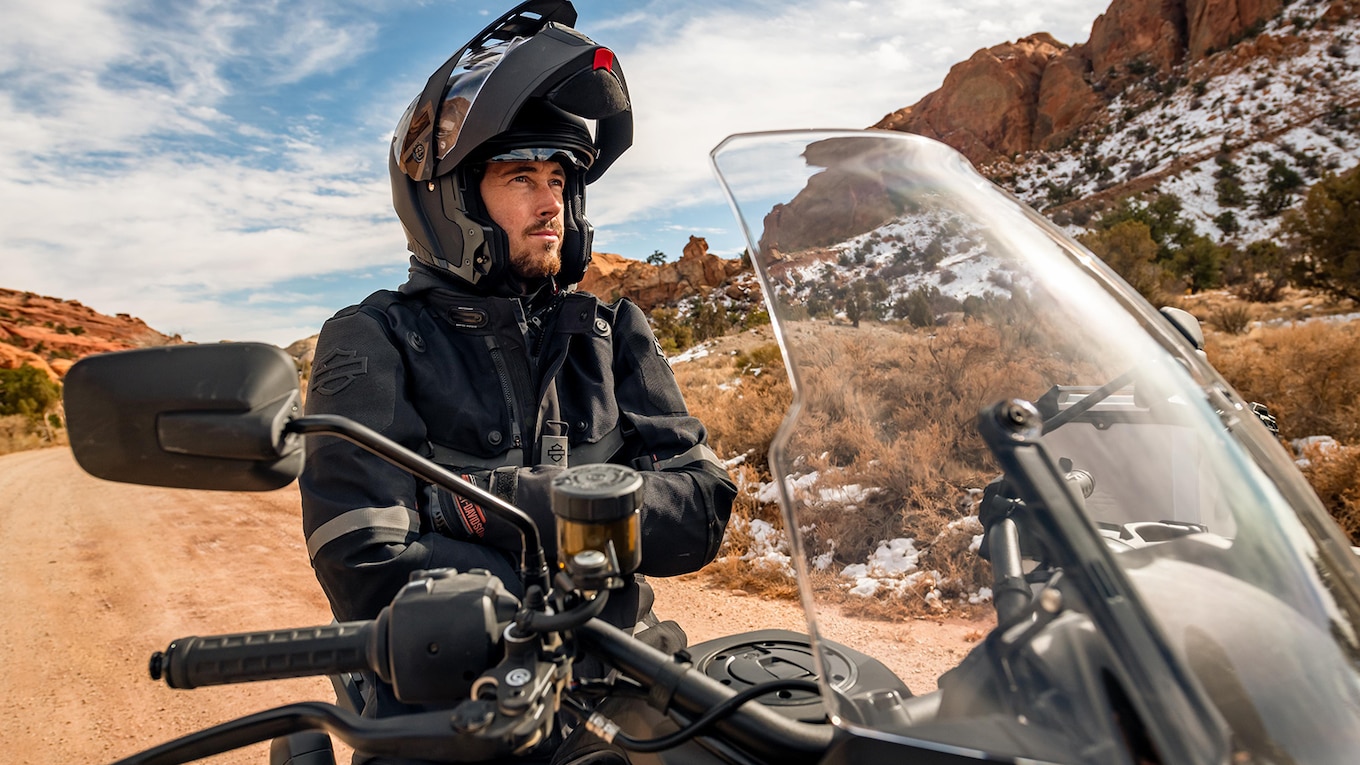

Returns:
593,48,615,72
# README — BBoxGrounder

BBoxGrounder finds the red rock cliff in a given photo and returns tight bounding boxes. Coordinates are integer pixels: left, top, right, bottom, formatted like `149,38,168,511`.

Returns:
873,0,1285,163
0,288,179,379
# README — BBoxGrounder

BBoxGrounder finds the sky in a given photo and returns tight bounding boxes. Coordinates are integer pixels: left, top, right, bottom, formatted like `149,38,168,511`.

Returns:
0,0,1111,346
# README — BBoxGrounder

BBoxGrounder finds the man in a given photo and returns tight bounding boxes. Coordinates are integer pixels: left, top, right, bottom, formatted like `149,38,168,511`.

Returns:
298,0,736,736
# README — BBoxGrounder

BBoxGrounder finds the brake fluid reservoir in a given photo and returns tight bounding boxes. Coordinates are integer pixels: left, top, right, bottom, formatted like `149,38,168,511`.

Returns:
551,464,643,589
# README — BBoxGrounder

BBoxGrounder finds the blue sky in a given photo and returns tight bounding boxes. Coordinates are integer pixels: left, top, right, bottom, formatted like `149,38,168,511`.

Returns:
0,0,1109,345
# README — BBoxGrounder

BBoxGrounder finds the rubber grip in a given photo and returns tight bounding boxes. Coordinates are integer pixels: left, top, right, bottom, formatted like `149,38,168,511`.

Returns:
158,621,375,689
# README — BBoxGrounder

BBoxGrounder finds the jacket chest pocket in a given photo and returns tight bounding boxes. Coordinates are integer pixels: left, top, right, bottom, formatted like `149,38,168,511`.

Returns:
408,334,518,459
556,333,620,450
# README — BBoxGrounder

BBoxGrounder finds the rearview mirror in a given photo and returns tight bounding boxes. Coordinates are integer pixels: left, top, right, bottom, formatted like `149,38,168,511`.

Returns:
64,343,304,491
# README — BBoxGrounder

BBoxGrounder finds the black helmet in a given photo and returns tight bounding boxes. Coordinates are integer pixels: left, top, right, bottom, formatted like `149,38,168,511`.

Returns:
391,0,633,291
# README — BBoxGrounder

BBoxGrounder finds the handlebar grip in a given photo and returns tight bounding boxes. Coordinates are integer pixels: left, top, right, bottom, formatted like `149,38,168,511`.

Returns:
152,621,376,689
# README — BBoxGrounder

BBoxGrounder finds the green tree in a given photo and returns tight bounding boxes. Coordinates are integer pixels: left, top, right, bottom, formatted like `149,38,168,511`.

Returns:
1213,210,1240,235
1214,157,1247,208
1285,168,1360,301
1171,234,1225,293
646,250,667,266
1256,160,1304,217
903,287,935,328
1093,194,1196,264
649,307,692,352
688,301,729,342
1079,220,1166,302
0,365,61,419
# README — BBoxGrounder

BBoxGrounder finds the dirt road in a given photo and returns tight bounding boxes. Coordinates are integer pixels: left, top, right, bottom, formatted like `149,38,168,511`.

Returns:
0,448,988,764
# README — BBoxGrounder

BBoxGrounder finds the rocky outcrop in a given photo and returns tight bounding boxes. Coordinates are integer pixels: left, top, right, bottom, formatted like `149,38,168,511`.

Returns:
1032,48,1103,149
874,0,1287,163
1087,0,1188,77
874,34,1067,164
0,288,180,380
1187,0,1285,59
577,237,746,312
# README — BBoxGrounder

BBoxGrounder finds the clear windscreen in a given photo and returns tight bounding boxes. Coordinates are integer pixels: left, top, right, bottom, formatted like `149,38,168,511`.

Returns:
711,130,1360,762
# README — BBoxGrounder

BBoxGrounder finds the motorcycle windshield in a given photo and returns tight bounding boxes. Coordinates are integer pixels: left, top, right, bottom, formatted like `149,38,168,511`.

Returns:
711,130,1360,763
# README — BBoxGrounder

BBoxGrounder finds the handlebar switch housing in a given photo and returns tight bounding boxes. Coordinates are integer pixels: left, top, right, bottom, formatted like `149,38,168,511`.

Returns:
381,568,520,704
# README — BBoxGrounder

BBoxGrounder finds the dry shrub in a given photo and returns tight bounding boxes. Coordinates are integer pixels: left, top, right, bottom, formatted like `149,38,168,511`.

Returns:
678,302,1360,616
1210,303,1254,334
674,340,791,470
0,415,65,456
759,319,1098,615
1298,442,1360,543
670,326,1006,616
1207,319,1360,540
1207,320,1360,444
702,462,801,599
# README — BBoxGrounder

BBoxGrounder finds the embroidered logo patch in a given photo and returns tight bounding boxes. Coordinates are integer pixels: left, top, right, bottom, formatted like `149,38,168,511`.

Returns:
311,348,369,395
455,474,487,538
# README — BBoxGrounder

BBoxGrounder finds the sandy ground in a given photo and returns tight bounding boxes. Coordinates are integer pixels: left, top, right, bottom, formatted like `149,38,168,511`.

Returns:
0,448,989,764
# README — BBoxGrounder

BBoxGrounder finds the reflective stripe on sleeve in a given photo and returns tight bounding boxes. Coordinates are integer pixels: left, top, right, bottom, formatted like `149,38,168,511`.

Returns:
306,506,421,560
651,443,724,472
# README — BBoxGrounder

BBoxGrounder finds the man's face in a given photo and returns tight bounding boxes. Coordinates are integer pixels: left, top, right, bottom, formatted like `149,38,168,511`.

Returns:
479,160,567,279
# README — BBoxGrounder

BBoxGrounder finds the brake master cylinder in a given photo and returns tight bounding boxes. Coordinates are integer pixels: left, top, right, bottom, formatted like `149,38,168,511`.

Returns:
550,464,643,590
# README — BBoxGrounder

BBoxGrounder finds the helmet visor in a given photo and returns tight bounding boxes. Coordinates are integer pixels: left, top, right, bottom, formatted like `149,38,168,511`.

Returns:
392,38,528,180
434,39,526,163
486,147,587,168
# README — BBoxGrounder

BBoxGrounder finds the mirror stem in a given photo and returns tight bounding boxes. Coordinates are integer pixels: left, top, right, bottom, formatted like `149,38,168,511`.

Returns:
286,415,552,592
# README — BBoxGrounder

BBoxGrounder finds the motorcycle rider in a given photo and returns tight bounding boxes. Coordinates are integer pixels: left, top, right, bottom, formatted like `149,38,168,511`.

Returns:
297,2,736,750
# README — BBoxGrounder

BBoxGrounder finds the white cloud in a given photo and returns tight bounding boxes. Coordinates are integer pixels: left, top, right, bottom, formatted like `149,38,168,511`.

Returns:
0,0,401,343
588,0,1109,228
0,0,1112,344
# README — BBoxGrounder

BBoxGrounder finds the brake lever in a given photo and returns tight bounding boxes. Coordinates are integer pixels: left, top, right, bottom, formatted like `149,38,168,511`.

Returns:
110,701,526,765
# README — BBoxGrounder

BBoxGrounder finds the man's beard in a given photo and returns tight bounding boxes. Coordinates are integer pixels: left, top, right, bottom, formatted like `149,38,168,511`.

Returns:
509,222,564,279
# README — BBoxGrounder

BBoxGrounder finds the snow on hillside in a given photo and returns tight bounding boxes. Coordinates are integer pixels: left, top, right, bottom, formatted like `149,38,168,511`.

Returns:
997,0,1360,244
766,209,1032,316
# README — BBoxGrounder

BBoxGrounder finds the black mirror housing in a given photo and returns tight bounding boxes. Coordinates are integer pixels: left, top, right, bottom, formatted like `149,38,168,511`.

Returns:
64,343,304,491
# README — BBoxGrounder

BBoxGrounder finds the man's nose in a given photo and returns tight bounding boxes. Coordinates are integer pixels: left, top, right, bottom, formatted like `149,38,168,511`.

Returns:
536,188,564,218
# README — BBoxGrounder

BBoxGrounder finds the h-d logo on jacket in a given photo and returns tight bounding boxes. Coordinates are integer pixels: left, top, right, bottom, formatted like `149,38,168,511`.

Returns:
311,348,369,396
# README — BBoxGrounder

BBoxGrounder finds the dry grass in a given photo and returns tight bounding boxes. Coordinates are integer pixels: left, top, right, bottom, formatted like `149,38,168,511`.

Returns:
0,414,67,456
677,293,1360,614
672,328,792,471
674,317,1100,617
1297,442,1360,542
1206,318,1360,445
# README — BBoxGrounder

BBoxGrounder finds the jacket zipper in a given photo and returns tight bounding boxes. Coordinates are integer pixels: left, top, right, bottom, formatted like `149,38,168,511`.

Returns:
486,341,524,451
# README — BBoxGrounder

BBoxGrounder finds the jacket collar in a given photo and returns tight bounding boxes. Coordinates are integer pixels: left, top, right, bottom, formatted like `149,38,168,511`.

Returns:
400,259,558,304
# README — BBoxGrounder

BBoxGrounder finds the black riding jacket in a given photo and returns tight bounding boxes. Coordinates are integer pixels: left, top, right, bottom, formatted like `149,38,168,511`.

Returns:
299,265,735,628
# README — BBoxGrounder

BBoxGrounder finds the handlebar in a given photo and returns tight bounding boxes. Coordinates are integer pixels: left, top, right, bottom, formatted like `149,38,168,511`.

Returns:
150,622,376,689
127,613,834,765
576,618,832,762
